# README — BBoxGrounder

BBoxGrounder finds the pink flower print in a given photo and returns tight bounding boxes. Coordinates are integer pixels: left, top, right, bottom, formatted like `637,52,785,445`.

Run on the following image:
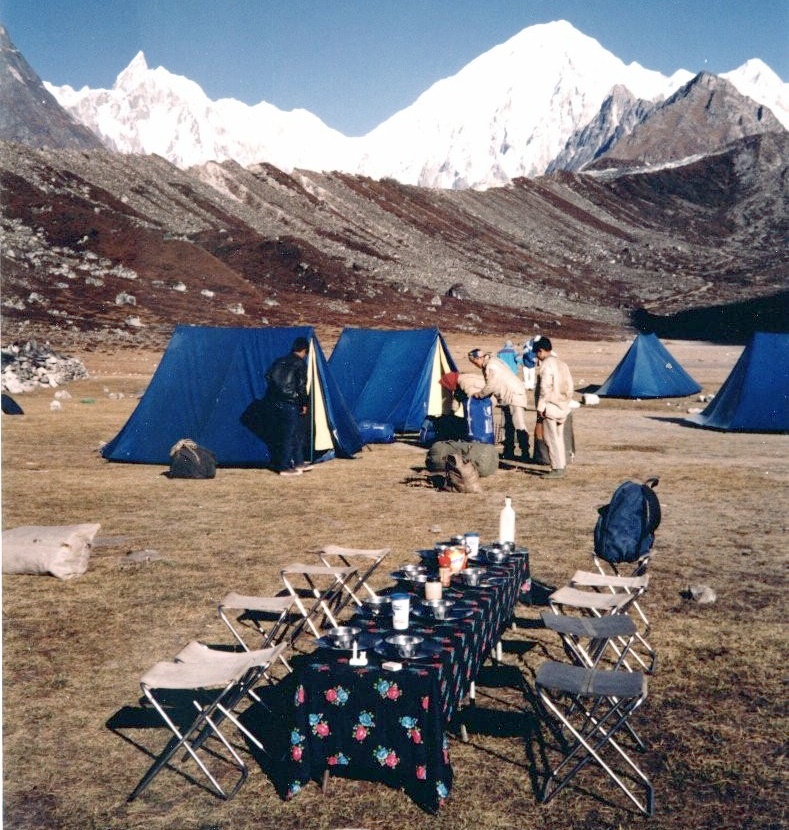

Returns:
411,728,422,744
294,684,305,705
421,695,430,710
353,725,369,742
385,751,399,768
416,765,427,780
315,721,330,738
386,685,402,700
325,687,337,704
290,745,303,761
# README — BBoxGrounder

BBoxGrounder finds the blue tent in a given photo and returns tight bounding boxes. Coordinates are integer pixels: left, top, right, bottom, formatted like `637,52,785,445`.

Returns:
102,325,363,465
597,333,701,398
686,332,789,432
328,328,457,432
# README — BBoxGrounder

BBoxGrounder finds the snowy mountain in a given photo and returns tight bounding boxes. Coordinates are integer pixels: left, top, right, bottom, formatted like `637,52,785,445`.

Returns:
41,20,789,188
45,52,353,171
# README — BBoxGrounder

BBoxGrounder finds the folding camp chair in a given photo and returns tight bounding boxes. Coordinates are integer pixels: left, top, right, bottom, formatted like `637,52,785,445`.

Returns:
535,660,653,816
280,562,359,645
548,575,655,674
218,592,295,671
129,641,287,801
540,611,645,749
317,544,391,604
592,551,653,632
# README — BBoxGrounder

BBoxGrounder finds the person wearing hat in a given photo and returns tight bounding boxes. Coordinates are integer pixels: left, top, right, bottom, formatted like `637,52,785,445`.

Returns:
532,336,574,477
467,348,530,461
263,336,311,477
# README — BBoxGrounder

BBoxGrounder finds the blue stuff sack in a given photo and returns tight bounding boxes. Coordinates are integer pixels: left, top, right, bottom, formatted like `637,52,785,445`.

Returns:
358,421,396,444
593,478,661,564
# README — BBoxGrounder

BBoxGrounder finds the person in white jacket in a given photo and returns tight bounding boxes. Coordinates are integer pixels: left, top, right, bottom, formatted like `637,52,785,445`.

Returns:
533,336,574,477
468,348,530,461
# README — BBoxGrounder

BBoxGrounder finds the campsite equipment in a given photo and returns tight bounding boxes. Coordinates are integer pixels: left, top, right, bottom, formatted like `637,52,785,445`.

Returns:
499,496,516,543
2,523,100,580
685,332,789,432
1,393,23,414
128,641,286,801
102,326,362,466
168,439,216,478
596,332,701,398
535,660,653,815
464,395,495,443
426,439,499,477
594,478,661,566
329,327,457,433
424,580,442,600
318,545,391,605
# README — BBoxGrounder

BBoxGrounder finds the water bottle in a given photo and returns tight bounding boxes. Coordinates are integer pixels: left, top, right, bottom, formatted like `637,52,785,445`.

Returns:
499,496,516,543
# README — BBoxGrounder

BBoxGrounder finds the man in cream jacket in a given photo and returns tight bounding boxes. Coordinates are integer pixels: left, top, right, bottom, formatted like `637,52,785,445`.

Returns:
533,337,574,477
467,348,530,461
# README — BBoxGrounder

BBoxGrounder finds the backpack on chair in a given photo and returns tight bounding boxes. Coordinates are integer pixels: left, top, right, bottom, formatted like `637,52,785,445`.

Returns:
593,477,660,564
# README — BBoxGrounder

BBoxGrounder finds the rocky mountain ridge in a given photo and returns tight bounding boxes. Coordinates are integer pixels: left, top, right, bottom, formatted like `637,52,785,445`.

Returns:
2,132,786,353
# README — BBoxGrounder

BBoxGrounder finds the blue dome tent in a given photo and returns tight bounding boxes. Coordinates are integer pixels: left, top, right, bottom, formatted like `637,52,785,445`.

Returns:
685,332,789,432
597,333,701,399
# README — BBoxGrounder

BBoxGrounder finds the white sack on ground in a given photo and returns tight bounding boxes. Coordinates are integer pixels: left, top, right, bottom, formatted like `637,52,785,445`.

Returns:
2,523,101,579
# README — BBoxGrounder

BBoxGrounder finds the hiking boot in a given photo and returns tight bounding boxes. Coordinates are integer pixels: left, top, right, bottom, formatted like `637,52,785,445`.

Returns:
543,468,566,478
278,468,303,477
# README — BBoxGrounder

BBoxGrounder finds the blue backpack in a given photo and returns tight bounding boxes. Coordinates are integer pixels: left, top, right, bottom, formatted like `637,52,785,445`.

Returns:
594,478,661,564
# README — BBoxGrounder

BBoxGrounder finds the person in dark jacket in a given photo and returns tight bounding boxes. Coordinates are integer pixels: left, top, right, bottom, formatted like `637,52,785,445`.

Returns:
264,336,310,477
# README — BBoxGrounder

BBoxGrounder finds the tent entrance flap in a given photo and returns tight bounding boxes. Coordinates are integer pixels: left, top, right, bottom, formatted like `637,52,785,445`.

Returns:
427,339,454,417
308,347,333,452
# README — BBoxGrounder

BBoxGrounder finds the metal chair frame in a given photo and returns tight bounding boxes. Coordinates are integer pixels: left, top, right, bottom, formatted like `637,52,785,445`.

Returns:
317,544,391,604
129,641,286,802
217,592,295,671
536,660,653,816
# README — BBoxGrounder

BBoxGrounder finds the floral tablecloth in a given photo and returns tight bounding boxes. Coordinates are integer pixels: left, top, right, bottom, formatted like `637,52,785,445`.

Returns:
283,550,529,812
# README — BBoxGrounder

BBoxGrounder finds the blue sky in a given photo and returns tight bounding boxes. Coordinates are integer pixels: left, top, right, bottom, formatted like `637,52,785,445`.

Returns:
3,0,787,136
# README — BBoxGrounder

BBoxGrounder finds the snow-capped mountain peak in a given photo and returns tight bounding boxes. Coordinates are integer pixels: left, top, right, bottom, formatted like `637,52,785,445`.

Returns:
41,19,787,188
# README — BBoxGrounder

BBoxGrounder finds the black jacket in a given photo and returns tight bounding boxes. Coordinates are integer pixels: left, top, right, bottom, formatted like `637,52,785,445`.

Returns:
265,352,308,406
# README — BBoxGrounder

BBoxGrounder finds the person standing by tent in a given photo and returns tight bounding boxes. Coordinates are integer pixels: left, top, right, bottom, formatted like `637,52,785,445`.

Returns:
533,336,574,477
264,336,311,477
468,348,530,461
496,339,522,379
522,338,537,399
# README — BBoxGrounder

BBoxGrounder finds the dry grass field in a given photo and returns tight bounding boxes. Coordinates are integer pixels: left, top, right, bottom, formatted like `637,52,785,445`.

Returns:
2,335,786,830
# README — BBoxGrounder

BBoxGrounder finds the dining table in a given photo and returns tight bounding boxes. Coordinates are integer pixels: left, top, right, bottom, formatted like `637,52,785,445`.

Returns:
281,546,530,812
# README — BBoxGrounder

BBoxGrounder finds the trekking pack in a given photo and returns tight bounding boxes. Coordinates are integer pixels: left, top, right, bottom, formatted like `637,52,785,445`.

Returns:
168,439,217,479
593,477,661,564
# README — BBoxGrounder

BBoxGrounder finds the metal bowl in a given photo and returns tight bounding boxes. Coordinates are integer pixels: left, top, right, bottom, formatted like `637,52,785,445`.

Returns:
399,564,426,576
391,569,430,583
421,598,455,619
485,548,510,564
361,595,392,616
385,634,424,658
460,567,486,587
325,625,361,648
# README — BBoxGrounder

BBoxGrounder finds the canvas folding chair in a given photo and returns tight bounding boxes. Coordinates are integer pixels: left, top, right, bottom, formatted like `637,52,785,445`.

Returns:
588,557,653,634
280,562,359,644
218,592,295,671
129,641,287,801
535,660,653,816
540,611,645,749
317,544,391,604
549,575,655,673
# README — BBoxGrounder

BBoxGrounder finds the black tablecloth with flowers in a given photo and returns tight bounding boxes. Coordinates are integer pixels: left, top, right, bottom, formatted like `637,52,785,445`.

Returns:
283,550,529,812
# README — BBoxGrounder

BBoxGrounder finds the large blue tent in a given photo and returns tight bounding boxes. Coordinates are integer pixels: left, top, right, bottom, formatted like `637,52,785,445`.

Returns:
328,328,457,432
102,325,363,465
597,333,701,398
685,332,789,432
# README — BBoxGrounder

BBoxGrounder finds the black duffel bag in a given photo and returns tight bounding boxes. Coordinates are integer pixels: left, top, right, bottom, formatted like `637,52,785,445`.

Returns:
168,439,217,479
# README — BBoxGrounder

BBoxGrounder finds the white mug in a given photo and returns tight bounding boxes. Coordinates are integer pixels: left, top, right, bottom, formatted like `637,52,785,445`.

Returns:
391,593,410,630
425,581,442,601
464,532,480,558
